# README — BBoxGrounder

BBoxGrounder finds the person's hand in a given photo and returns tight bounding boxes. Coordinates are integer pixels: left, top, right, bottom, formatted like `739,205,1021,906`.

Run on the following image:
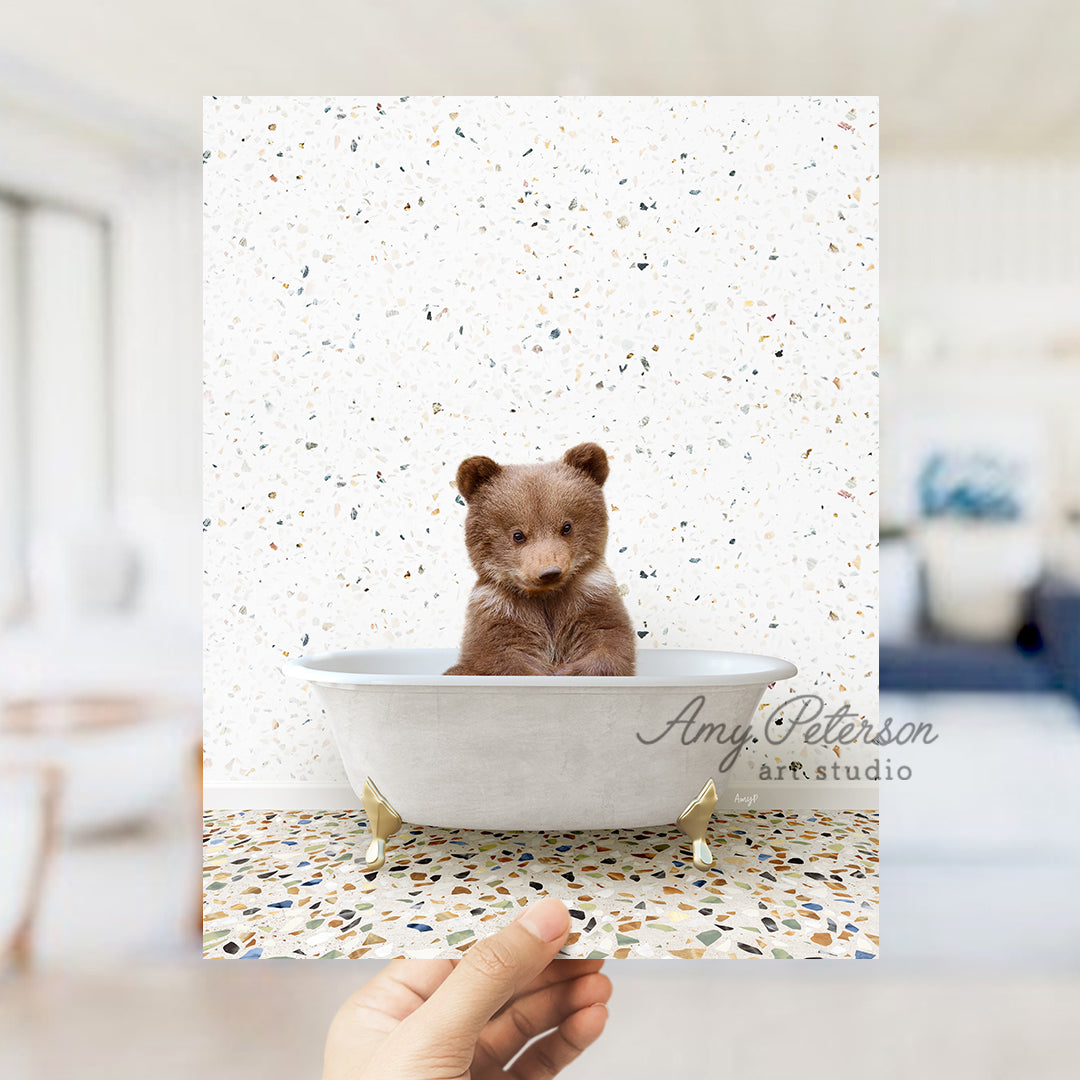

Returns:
324,896,611,1079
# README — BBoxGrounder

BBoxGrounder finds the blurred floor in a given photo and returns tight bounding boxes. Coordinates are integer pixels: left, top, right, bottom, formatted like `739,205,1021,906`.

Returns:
882,691,1080,968
2,959,1078,1079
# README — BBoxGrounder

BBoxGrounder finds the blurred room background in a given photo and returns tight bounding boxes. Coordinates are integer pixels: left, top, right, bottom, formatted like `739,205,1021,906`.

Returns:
1,1,1078,1077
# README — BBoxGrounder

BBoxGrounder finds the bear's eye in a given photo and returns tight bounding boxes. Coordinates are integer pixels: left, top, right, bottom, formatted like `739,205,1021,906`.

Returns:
512,530,526,544
561,521,572,535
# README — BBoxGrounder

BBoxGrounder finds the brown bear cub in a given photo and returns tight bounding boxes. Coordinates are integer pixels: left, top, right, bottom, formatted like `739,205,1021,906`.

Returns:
445,443,636,676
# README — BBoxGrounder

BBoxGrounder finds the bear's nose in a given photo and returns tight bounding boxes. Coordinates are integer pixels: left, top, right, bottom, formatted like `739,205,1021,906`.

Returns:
537,566,563,584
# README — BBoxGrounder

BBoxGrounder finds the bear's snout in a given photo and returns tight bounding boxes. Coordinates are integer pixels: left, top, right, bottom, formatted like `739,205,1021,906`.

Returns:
537,565,563,584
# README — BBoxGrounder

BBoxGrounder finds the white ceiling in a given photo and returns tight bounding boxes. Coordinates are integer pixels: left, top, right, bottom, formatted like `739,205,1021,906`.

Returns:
0,0,1078,157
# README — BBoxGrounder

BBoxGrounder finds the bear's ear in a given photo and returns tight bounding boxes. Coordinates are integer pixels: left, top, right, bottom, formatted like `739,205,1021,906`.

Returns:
563,443,609,487
456,456,502,501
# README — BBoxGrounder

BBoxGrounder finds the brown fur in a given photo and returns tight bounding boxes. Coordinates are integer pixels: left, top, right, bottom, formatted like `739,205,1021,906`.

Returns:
445,443,636,676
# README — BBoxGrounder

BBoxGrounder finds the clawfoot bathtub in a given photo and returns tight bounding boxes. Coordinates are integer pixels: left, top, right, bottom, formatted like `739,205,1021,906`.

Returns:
283,648,796,873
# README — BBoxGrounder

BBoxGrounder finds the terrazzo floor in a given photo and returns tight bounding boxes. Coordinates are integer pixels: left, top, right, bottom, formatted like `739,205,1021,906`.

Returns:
203,809,878,961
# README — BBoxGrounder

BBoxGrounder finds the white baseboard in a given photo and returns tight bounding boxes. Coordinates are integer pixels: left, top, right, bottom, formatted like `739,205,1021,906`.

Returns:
203,782,362,811
204,781,878,813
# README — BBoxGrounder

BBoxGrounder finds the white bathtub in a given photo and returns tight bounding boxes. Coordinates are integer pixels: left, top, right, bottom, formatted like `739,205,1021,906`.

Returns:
284,648,796,871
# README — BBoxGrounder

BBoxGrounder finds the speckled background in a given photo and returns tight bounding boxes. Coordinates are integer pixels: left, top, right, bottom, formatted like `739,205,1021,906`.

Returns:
203,96,878,795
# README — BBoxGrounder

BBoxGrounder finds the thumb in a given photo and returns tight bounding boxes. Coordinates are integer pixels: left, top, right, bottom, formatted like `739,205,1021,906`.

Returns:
404,897,571,1051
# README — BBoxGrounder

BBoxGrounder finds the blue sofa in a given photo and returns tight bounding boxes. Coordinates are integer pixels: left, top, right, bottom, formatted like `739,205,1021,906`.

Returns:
880,578,1080,700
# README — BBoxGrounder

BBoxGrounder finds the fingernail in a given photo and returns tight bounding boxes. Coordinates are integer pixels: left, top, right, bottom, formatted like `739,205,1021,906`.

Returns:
516,897,570,942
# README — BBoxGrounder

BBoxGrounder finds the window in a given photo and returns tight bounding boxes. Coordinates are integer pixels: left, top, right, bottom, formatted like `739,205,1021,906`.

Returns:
0,193,111,623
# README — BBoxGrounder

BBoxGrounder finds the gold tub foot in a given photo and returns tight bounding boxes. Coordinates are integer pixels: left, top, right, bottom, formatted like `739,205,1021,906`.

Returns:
361,777,402,871
675,779,719,871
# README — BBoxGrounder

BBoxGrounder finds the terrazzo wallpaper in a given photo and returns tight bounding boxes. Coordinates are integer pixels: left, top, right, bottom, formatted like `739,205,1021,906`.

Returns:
203,95,879,803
